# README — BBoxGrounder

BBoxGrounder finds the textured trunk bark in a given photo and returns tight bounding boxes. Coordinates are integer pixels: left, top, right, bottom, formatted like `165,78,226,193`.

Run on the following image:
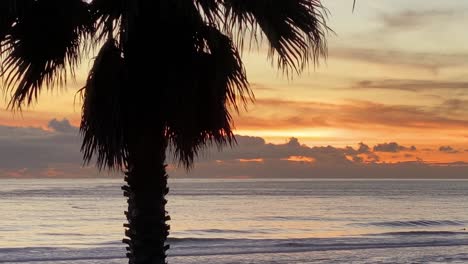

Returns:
120,1,170,263
122,130,170,264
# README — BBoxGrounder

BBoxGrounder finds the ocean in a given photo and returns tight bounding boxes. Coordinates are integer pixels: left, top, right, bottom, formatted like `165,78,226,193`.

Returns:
1,178,468,263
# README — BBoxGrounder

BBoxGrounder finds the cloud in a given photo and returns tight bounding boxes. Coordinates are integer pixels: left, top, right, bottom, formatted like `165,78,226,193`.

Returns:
439,146,459,154
251,83,277,91
381,10,458,31
187,136,354,166
48,118,76,133
435,99,468,116
373,142,416,153
357,142,371,153
0,119,99,178
235,98,468,132
332,8,468,74
0,120,467,178
343,143,379,163
344,142,371,155
170,136,468,179
352,79,468,92
331,48,468,73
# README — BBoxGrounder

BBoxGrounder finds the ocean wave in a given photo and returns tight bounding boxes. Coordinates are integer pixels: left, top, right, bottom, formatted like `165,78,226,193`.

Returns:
183,228,279,235
353,220,465,227
187,229,257,234
39,232,87,237
0,246,125,263
4,235,468,262
168,235,468,256
371,230,467,236
0,255,124,263
169,237,233,243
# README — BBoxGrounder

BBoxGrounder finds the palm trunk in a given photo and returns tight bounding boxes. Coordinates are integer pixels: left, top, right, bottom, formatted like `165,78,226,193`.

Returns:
122,130,170,264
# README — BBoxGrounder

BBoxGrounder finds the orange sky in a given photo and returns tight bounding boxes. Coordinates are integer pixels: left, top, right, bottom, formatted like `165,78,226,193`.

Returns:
2,0,468,169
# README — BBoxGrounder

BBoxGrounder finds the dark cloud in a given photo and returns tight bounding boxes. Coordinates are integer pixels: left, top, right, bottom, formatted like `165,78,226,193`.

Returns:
170,136,467,178
171,136,468,179
48,118,76,133
251,83,277,91
381,10,458,31
373,142,416,153
331,48,468,72
0,119,98,177
352,79,468,92
358,142,371,153
187,136,353,166
352,156,364,163
439,146,459,154
0,121,467,178
344,143,379,163
440,99,468,110
435,99,468,116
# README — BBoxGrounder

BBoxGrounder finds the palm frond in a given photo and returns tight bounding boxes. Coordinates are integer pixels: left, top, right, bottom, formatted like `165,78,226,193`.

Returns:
222,0,330,73
91,0,123,20
166,25,251,168
0,1,15,41
0,0,93,108
89,0,123,43
203,25,252,109
80,38,127,170
194,0,221,23
0,1,35,39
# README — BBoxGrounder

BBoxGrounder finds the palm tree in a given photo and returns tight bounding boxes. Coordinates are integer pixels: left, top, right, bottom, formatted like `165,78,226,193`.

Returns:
0,0,329,263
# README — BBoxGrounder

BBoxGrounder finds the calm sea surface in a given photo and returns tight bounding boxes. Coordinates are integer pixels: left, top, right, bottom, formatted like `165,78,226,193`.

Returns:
2,178,468,263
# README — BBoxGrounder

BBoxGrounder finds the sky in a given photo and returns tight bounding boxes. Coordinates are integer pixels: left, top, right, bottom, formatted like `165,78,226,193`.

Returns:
1,0,468,178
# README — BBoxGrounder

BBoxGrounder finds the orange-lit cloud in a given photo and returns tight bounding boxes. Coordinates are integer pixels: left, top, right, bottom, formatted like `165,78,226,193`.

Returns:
282,156,316,163
239,158,264,163
40,168,65,177
233,98,468,148
237,98,468,131
4,168,28,178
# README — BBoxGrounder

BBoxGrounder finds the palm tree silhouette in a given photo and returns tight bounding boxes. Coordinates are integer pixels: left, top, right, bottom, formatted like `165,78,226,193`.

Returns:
0,1,329,263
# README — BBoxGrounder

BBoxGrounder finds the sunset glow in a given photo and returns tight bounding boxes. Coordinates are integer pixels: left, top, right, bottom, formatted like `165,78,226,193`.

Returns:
2,0,468,177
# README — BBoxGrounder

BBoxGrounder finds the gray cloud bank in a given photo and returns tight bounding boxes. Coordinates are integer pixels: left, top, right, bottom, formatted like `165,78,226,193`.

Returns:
171,136,468,179
0,119,467,178
0,119,97,177
373,142,416,153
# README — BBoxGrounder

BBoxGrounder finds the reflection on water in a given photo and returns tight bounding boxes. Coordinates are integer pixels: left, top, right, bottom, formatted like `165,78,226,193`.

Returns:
2,178,468,263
